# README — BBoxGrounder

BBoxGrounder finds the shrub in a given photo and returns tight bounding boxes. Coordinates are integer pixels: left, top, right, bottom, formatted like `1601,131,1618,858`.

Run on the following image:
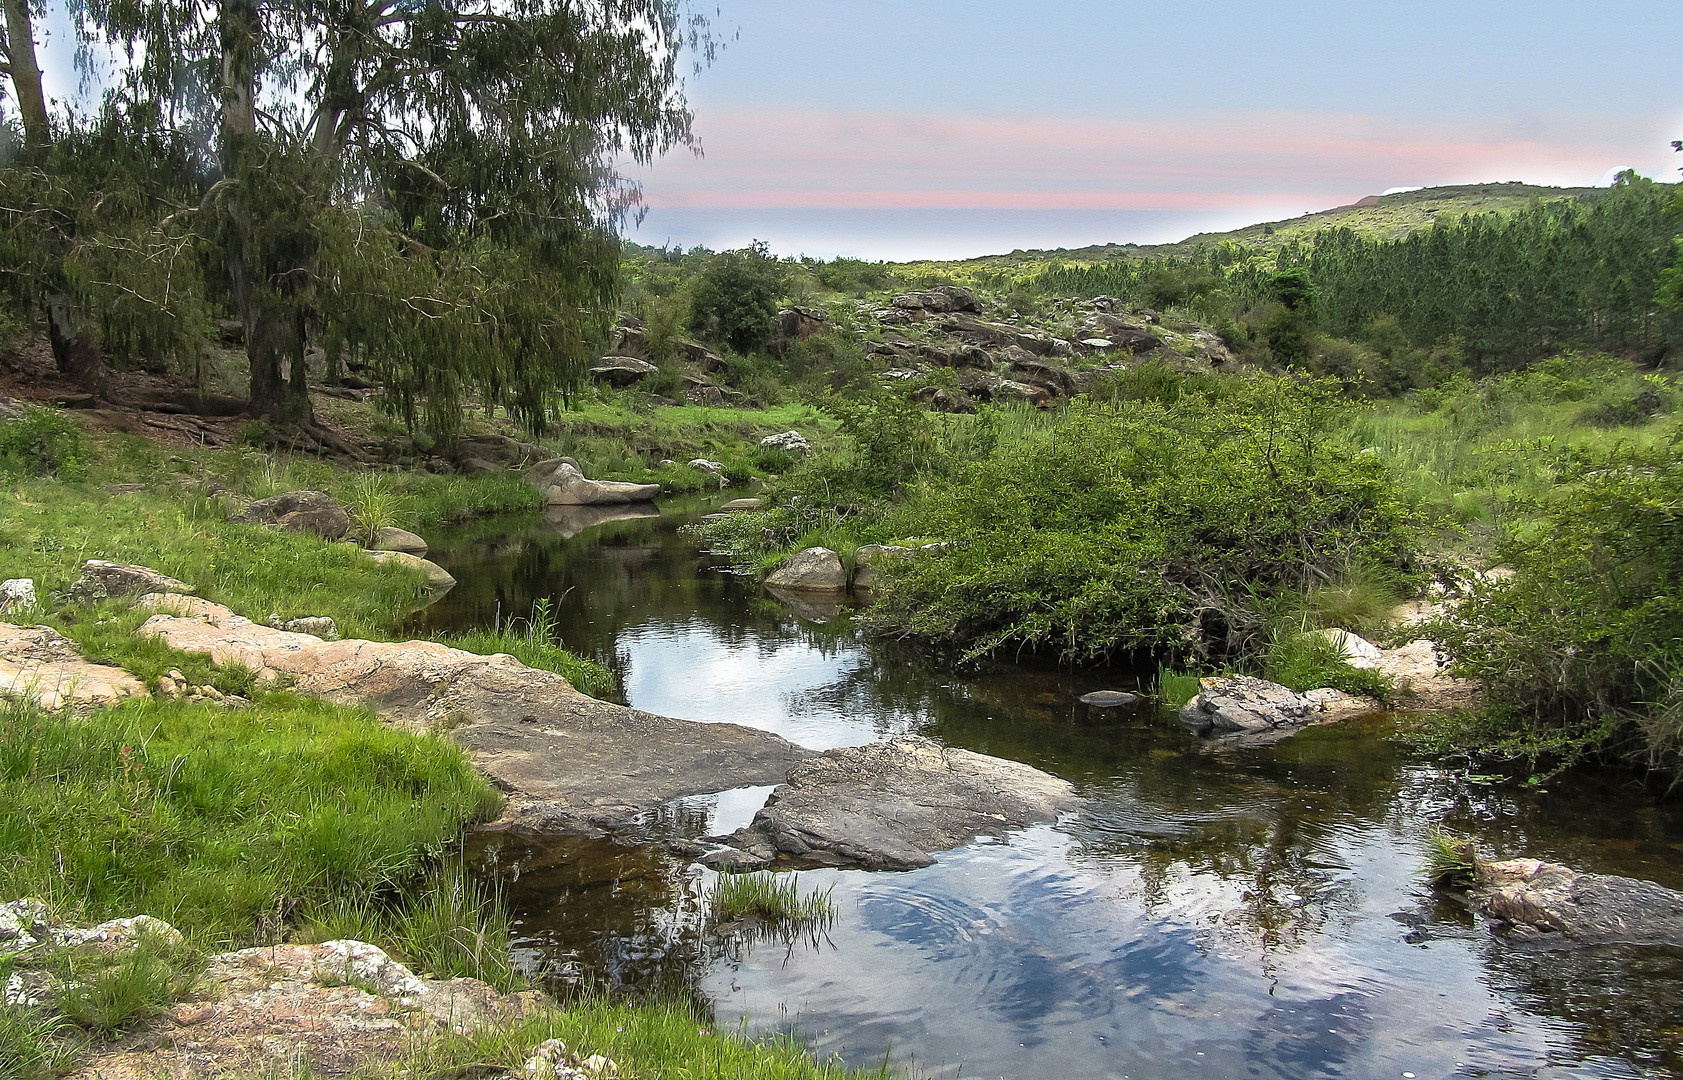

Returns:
690,241,784,354
787,376,1418,666
1264,631,1394,700
0,406,85,479
1430,438,1683,776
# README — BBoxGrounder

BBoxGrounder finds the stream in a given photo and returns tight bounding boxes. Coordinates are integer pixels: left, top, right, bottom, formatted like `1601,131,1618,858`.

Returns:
417,495,1683,1080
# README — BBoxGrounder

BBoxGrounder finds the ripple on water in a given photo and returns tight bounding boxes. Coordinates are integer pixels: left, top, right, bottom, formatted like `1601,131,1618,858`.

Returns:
426,502,1683,1080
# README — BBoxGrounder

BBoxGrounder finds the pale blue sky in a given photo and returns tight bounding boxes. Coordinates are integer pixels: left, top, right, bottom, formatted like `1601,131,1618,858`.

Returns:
21,0,1683,260
626,0,1683,259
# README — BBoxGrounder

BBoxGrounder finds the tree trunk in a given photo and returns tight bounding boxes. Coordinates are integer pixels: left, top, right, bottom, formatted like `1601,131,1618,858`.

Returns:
219,0,312,425
46,291,104,394
1,0,50,157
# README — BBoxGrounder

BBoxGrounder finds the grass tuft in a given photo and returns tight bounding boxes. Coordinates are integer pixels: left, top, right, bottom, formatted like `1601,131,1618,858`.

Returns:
706,871,835,944
53,928,201,1036
1424,826,1477,890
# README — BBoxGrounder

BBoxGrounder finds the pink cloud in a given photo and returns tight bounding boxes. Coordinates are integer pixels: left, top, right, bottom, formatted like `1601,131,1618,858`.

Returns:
632,106,1657,213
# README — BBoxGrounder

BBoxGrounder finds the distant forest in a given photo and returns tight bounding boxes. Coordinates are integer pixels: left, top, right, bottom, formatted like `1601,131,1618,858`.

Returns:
1034,177,1683,366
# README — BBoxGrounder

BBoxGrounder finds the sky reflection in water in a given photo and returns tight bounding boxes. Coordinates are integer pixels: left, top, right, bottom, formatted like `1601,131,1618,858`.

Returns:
427,500,1683,1080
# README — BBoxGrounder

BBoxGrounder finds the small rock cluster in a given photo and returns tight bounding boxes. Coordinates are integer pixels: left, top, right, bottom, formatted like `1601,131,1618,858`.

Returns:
522,1038,619,1080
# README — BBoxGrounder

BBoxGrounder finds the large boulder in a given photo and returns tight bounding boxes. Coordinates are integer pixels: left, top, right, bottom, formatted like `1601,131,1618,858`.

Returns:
1470,857,1683,947
778,307,828,340
68,560,195,604
235,490,352,540
891,286,980,314
1089,314,1163,353
452,433,542,469
589,356,659,387
364,549,457,590
525,459,659,506
371,526,428,557
713,735,1080,870
765,547,846,591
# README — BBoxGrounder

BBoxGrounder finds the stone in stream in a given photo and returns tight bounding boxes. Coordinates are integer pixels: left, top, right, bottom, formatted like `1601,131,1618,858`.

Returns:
713,735,1079,871
1179,674,1377,747
371,526,429,557
364,549,457,591
135,595,815,831
1079,690,1138,708
717,498,761,512
764,547,846,591
526,458,660,506
1468,857,1683,948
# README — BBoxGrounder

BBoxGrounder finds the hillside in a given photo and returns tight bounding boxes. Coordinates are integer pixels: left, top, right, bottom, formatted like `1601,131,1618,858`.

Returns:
896,182,1613,278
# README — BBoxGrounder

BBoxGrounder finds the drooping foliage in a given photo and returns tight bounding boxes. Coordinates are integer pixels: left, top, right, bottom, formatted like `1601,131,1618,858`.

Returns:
2,0,709,438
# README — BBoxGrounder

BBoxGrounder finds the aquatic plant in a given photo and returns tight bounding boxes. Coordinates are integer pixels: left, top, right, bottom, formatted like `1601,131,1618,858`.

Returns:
706,872,835,941
1423,826,1476,890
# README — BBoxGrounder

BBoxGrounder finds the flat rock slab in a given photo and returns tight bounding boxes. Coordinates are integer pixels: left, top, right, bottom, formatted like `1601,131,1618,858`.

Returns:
715,735,1080,871
1473,857,1683,948
0,623,145,709
528,459,660,505
136,596,812,829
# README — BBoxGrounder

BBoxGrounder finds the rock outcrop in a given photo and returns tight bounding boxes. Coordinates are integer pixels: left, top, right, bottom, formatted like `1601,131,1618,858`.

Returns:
711,735,1080,871
589,355,660,386
0,623,146,709
764,547,846,591
233,490,353,539
1179,675,1377,746
851,543,910,590
1468,857,1683,948
135,596,813,831
759,430,810,454
67,559,194,604
526,459,660,506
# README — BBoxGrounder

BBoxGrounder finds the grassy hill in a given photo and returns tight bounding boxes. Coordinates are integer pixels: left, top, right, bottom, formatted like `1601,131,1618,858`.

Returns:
894,182,1611,280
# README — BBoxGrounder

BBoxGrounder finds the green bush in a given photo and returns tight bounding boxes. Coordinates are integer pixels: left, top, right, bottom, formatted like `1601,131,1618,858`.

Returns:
722,376,1419,666
1264,631,1394,700
0,406,85,479
690,242,784,354
1429,438,1683,776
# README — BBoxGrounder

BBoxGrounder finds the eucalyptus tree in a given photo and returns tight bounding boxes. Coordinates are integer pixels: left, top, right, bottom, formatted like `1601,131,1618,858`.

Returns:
94,0,708,438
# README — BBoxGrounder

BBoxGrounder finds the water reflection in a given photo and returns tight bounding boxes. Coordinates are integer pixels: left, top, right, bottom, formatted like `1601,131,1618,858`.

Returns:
423,500,1683,1080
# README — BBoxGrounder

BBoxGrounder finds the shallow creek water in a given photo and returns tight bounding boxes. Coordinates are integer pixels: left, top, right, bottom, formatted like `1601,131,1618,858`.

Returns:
417,496,1683,1080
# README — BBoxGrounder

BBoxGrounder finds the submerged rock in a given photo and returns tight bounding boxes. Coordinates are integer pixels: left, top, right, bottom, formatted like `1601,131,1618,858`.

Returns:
1470,857,1683,948
764,547,846,591
1079,690,1138,708
234,490,352,539
716,735,1080,871
67,559,194,604
527,458,660,506
765,585,844,623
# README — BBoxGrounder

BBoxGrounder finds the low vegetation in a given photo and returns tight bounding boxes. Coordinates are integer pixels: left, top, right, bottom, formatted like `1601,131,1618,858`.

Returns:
707,871,837,945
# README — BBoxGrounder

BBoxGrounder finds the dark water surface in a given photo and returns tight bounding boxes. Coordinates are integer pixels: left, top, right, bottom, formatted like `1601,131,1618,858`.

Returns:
418,497,1683,1080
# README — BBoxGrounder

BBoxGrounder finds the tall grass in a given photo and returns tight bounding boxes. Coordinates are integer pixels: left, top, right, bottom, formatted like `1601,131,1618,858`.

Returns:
0,694,501,946
706,872,835,948
347,472,409,546
444,598,618,700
